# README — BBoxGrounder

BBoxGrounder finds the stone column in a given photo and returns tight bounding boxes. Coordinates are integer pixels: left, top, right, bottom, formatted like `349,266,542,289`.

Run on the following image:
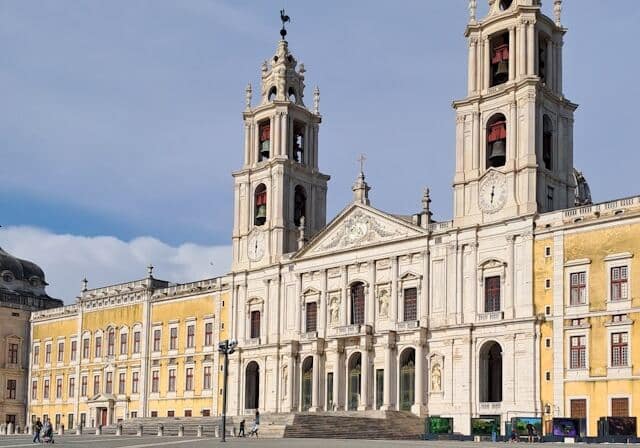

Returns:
390,257,398,323
341,267,348,326
367,261,376,325
472,111,480,170
557,39,563,94
281,113,289,158
468,37,477,93
333,348,342,410
238,284,247,343
358,344,370,410
243,123,250,165
546,38,553,89
320,270,327,337
483,37,490,90
381,340,395,410
295,273,302,334
508,101,517,163
270,116,278,159
527,21,535,75
310,353,320,411
508,27,516,81
518,23,526,76
412,342,425,415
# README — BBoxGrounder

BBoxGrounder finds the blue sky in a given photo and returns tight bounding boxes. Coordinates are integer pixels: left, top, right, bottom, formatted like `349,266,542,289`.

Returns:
1,1,639,300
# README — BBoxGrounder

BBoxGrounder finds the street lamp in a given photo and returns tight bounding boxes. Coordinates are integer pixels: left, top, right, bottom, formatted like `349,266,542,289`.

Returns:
218,338,237,443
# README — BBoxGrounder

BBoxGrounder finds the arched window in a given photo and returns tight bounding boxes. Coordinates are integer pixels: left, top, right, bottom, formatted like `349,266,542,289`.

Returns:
294,185,307,227
301,357,313,411
245,361,260,410
268,86,277,102
479,341,503,403
348,353,361,411
499,0,513,10
254,184,267,226
258,121,271,161
399,348,416,411
350,282,365,325
487,114,507,168
288,87,297,102
543,115,553,170
490,32,509,87
293,122,305,163
250,310,261,339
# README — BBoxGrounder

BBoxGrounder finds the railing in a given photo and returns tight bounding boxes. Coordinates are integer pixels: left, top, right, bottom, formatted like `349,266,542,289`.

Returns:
479,402,502,411
396,320,420,332
477,311,504,322
300,331,318,341
561,196,639,220
244,337,261,347
327,324,372,338
428,221,453,233
32,304,79,320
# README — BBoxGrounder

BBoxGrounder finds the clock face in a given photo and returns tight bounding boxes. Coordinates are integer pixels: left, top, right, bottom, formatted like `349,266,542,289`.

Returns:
247,231,265,262
479,173,507,213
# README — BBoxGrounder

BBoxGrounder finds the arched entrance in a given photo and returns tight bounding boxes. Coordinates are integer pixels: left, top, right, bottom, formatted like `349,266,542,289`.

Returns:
399,348,415,411
348,353,361,411
479,341,502,403
245,361,260,410
301,357,313,411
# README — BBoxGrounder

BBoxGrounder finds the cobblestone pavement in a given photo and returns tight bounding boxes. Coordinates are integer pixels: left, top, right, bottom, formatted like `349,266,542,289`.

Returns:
0,435,570,448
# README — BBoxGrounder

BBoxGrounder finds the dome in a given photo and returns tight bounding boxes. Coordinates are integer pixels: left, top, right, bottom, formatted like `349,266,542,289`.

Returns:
0,247,24,280
19,258,48,285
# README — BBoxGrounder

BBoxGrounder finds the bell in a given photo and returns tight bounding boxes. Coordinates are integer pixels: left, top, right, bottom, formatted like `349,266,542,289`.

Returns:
488,140,506,166
260,140,271,159
494,60,508,83
255,204,267,223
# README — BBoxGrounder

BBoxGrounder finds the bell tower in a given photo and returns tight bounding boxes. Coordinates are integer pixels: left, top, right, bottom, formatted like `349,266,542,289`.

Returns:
453,0,577,226
232,24,330,271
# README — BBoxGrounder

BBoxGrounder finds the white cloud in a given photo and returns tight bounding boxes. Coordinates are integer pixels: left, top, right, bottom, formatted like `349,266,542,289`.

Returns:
0,226,231,304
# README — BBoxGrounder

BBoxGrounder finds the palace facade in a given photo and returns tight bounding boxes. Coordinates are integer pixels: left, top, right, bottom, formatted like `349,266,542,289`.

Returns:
23,0,640,437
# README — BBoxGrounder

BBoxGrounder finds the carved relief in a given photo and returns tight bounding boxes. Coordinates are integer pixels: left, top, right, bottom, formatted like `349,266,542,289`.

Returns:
378,288,390,318
315,211,405,252
329,295,340,326
430,355,444,394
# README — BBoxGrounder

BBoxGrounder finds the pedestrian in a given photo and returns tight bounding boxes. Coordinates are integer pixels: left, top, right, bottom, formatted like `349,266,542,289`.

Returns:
32,418,43,443
509,429,518,443
249,411,260,438
239,419,245,437
526,423,534,443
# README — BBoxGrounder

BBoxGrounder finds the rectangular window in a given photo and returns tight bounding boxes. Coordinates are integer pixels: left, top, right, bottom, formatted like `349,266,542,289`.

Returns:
57,342,64,362
611,332,629,367
70,340,77,361
376,369,384,410
204,322,213,346
570,272,587,305
130,412,137,419
132,331,140,353
105,372,113,394
611,266,629,301
167,410,175,417
68,377,75,398
80,413,86,428
56,378,62,398
170,327,178,350
31,380,37,400
184,410,192,417
150,411,158,418
82,338,89,359
7,379,17,400
151,371,159,393
203,366,211,390
350,283,365,325
33,345,40,364
107,330,115,356
93,375,100,395
202,409,210,417
569,335,586,369
187,325,195,348
306,302,317,333
570,399,587,419
120,333,127,355
8,343,19,364
81,376,87,397
67,414,74,432
153,330,161,352
43,379,50,399
95,336,102,358
118,373,125,394
250,311,261,339
484,276,501,312
132,372,139,394
403,287,418,321
168,369,176,392
612,397,629,417
185,368,194,391
45,344,51,364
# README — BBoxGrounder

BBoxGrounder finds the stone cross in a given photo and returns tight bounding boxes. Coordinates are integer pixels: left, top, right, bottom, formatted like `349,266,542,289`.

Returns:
358,153,367,174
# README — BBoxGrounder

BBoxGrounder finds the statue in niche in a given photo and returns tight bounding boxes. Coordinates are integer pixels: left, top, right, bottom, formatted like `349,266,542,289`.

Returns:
378,289,389,318
329,296,340,325
282,364,288,398
431,363,442,392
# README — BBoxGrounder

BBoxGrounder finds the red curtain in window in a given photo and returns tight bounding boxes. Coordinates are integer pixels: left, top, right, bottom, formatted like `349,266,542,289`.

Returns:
259,124,270,142
487,121,507,142
492,44,509,64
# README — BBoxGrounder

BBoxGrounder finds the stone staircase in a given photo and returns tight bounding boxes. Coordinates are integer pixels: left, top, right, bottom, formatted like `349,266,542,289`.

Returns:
100,410,424,439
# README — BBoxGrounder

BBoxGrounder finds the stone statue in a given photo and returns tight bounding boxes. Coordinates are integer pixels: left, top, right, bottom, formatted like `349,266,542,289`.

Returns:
330,296,340,324
245,83,252,110
431,363,442,392
282,364,288,397
313,86,320,114
469,0,477,23
378,289,389,317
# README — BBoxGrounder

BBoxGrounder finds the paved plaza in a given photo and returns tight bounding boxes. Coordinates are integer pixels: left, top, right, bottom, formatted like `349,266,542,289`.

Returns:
0,435,576,448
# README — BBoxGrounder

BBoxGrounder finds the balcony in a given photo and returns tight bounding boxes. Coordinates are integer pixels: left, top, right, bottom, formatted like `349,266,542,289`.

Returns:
244,337,261,347
327,324,372,338
479,402,502,412
300,331,318,341
396,320,420,332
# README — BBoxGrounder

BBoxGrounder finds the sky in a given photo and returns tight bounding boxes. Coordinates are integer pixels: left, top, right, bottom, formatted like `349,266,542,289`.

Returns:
1,1,639,302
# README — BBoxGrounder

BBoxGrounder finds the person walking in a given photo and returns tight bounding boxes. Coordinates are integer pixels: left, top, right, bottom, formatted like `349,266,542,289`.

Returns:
526,423,535,443
249,411,260,438
238,419,245,437
32,418,43,443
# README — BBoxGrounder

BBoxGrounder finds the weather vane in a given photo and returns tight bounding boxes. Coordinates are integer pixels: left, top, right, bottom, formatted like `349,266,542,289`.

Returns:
280,9,291,40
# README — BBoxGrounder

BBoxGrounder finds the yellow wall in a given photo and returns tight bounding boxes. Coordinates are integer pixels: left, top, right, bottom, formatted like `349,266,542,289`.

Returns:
217,290,230,413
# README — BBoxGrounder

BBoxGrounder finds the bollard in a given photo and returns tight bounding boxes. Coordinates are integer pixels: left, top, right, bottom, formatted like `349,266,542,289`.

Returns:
76,425,83,436
178,424,184,437
58,425,64,436
197,425,203,437
95,425,102,435
157,424,164,437
137,424,143,437
214,426,220,438
7,422,14,435
116,424,122,436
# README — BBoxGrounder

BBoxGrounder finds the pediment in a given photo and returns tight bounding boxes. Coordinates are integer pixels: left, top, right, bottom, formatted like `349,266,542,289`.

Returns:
296,203,426,258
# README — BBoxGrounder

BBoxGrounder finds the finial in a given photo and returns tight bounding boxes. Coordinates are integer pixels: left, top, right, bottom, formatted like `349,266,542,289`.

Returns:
280,9,291,40
261,60,268,73
352,154,371,206
554,0,562,27
82,277,88,292
297,216,306,249
147,264,154,278
422,187,432,213
357,153,367,175
245,83,252,110
313,86,320,114
469,0,477,23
